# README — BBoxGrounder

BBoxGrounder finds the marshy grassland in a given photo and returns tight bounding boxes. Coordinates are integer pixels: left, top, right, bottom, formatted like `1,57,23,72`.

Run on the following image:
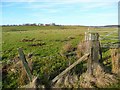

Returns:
1,25,119,88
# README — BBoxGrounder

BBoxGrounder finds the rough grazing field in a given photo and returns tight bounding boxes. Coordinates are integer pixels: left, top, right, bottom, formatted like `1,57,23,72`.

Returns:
2,26,120,88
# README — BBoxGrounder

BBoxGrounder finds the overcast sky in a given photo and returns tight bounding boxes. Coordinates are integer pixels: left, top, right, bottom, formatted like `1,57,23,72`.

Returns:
1,0,119,26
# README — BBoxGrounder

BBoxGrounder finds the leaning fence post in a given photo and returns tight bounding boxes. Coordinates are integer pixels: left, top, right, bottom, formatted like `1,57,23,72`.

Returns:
85,32,101,75
18,48,33,82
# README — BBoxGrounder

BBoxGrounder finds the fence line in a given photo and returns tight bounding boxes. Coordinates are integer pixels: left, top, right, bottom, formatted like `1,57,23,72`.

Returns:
18,31,120,88
88,28,119,48
87,27,118,41
99,30,117,40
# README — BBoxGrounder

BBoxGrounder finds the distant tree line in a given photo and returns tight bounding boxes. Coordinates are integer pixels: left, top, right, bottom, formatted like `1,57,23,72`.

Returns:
2,23,119,27
2,23,61,26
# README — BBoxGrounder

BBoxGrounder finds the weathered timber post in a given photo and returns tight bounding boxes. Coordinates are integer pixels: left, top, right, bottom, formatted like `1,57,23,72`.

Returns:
18,48,44,88
79,33,118,88
18,48,33,82
85,32,102,76
110,48,120,76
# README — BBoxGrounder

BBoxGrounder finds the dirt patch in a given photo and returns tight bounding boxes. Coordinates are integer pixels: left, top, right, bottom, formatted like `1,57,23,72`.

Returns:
28,42,46,47
60,39,69,42
35,39,43,42
50,39,69,42
39,31,47,34
54,40,61,42
21,38,35,42
67,36,75,40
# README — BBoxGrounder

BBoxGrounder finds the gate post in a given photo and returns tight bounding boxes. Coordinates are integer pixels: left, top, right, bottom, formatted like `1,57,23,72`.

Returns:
85,32,101,76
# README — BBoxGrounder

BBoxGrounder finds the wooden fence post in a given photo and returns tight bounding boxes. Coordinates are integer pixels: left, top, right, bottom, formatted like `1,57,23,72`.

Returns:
18,48,33,82
110,48,120,76
85,32,101,76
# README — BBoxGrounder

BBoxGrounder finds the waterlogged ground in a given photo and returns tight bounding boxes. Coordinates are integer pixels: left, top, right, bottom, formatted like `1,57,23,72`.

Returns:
2,26,119,88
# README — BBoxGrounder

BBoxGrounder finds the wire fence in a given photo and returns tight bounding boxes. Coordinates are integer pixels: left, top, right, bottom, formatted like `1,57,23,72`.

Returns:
87,28,119,48
99,30,118,40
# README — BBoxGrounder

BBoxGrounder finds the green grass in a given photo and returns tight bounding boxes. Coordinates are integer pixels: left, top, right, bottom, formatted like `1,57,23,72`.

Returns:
2,26,119,88
2,26,87,62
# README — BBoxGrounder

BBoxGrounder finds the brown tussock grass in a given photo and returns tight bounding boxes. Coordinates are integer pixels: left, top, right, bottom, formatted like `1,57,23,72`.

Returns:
60,42,73,58
76,41,87,59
